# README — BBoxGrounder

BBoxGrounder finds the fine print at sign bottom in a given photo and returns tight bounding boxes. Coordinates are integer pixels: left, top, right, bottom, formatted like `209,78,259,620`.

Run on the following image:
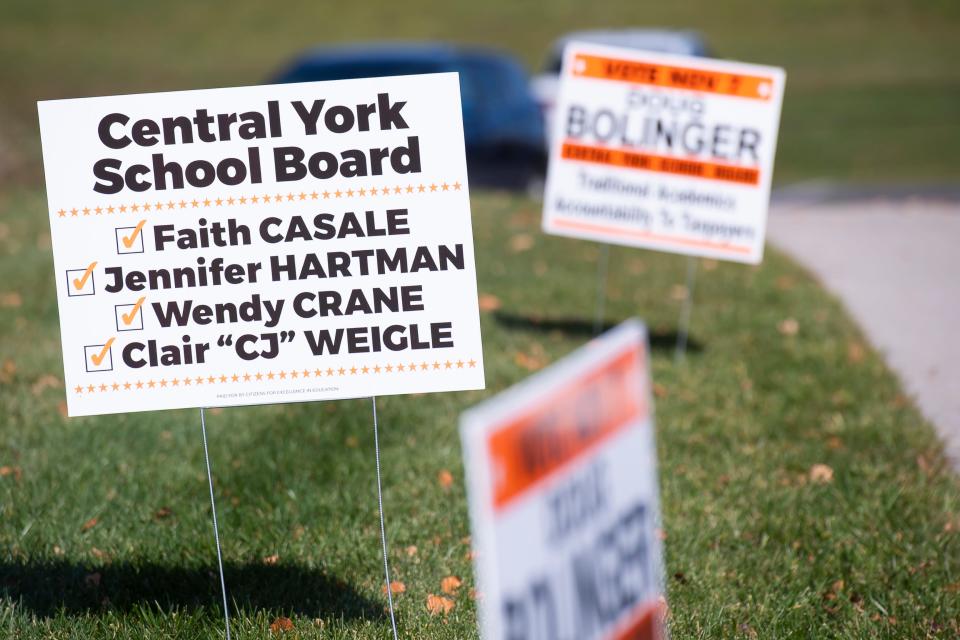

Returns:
461,319,665,640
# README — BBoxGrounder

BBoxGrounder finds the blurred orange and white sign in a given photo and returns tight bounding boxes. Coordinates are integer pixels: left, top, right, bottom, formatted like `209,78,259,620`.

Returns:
543,42,785,264
461,319,665,640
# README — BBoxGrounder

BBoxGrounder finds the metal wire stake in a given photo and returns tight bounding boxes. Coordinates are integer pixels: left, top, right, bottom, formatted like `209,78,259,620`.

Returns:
593,244,610,335
200,407,232,640
675,256,699,362
371,397,400,640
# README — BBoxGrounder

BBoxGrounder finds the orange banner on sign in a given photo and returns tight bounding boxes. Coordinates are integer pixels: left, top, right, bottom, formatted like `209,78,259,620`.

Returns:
487,345,646,512
611,599,665,640
572,53,774,101
561,141,760,186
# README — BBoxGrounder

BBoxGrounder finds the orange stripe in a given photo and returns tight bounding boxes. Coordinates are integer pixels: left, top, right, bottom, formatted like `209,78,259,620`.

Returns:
550,217,752,255
573,53,773,101
487,345,646,512
561,141,760,186
611,599,665,640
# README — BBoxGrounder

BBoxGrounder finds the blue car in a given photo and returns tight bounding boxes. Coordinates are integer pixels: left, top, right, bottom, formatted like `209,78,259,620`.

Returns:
272,43,546,189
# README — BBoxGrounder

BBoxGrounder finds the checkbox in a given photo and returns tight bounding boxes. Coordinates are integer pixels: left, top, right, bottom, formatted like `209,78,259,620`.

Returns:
115,300,145,331
84,340,114,373
115,223,145,254
66,264,97,297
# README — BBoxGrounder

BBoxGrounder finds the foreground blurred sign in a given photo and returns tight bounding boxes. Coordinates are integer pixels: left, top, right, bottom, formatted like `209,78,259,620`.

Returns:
461,320,664,640
37,74,483,416
543,43,785,264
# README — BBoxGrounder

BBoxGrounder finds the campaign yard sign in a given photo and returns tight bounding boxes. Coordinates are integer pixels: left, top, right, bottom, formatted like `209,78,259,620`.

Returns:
38,74,484,417
543,42,785,264
461,320,664,640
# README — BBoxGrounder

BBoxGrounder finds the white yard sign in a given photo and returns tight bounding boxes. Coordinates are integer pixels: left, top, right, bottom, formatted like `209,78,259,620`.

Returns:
543,43,785,264
38,73,484,416
461,320,664,640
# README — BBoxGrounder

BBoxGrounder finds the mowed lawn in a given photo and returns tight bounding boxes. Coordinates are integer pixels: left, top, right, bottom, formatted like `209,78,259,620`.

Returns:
1,189,959,638
1,0,960,638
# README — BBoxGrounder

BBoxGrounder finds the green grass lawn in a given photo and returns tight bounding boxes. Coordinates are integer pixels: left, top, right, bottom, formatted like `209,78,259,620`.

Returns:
1,0,959,638
1,189,959,638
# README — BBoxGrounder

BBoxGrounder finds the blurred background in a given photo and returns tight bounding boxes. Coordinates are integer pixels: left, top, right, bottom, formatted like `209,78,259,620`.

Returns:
2,0,959,188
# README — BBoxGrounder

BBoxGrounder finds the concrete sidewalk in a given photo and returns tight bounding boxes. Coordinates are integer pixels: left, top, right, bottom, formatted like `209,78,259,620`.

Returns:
768,193,960,465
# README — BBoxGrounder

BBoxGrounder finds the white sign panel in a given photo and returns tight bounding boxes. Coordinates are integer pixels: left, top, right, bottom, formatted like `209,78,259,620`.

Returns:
543,43,785,264
38,73,484,416
461,320,664,640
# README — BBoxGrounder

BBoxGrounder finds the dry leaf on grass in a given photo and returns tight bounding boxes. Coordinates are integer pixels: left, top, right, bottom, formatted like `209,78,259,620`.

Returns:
262,554,279,565
382,580,406,595
441,575,462,595
31,374,61,395
509,233,534,252
81,517,98,532
0,466,22,482
478,294,501,312
405,545,418,557
426,594,455,616
438,469,454,489
778,318,800,336
0,292,21,308
847,341,865,363
153,507,172,520
269,617,294,633
809,464,834,484
345,435,359,448
0,360,15,384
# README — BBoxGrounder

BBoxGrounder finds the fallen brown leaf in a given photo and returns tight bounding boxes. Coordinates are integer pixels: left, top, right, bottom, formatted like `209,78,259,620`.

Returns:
438,469,454,489
345,435,359,448
478,294,501,312
31,374,61,395
153,507,173,520
778,318,800,336
405,545,418,557
441,575,462,595
0,360,15,384
0,466,22,482
847,341,865,363
426,594,455,616
509,233,534,252
0,292,22,308
91,547,109,561
81,517,98,532
382,580,406,595
670,284,688,301
809,464,834,484
263,554,279,565
269,617,294,633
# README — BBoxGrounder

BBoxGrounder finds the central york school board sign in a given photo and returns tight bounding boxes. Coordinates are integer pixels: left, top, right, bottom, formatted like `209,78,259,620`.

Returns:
543,42,785,264
37,74,484,416
462,320,664,640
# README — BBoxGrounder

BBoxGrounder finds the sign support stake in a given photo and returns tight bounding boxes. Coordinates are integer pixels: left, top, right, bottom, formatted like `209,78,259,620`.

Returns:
200,407,232,640
371,397,400,640
593,244,610,335
675,256,699,362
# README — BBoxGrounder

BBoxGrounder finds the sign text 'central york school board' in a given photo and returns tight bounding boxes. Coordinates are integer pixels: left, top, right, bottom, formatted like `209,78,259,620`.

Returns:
38,74,484,416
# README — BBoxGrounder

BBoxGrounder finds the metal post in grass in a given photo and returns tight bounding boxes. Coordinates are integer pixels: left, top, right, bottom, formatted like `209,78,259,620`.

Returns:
371,397,400,640
199,407,232,640
593,243,610,335
675,256,699,362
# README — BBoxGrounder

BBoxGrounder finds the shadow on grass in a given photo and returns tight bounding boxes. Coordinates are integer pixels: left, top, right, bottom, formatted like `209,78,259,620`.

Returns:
0,560,383,619
493,311,703,353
